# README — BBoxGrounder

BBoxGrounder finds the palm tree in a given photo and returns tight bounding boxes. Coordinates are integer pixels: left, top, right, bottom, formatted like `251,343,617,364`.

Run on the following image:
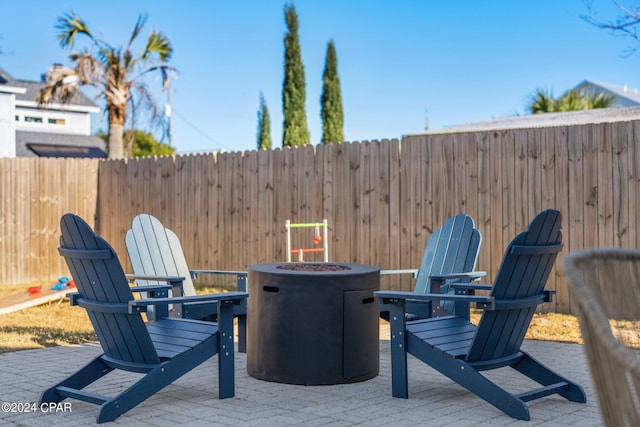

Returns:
37,11,174,158
585,91,616,109
526,87,614,114
527,88,557,114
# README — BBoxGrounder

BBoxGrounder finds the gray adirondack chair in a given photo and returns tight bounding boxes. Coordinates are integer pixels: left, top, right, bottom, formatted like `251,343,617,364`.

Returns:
40,214,247,423
125,213,247,352
376,209,586,420
380,213,484,320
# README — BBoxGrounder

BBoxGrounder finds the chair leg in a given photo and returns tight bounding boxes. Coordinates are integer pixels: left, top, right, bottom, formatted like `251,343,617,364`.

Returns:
388,302,408,398
218,302,236,399
97,364,175,423
513,352,587,403
453,361,530,420
40,356,113,405
408,338,530,420
236,275,248,354
98,336,220,423
237,314,247,353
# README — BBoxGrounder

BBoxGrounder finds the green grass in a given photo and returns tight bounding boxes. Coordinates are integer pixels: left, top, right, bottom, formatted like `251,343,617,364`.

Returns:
0,283,96,354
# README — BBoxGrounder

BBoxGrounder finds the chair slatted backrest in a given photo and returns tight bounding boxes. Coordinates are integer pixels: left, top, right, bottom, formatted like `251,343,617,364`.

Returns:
126,214,196,296
59,213,161,365
414,214,481,294
467,209,562,363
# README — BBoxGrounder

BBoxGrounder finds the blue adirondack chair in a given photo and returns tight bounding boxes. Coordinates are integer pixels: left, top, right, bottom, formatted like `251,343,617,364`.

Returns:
380,213,484,320
40,214,247,423
376,209,586,420
126,213,248,352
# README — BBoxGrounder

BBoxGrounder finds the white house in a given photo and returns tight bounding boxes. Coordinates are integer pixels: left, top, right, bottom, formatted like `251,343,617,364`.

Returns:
572,80,640,108
0,67,106,158
411,105,640,136
0,79,24,157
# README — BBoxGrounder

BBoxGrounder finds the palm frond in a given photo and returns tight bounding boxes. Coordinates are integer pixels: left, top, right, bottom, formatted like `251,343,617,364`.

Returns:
123,50,133,69
55,10,94,48
526,88,556,114
136,64,177,85
159,66,175,91
132,81,161,116
586,90,615,109
143,31,173,62
128,14,149,49
557,90,586,112
127,80,164,131
37,65,81,106
74,53,104,86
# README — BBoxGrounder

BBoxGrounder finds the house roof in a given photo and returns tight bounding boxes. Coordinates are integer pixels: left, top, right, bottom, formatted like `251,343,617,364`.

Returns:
574,80,640,105
16,131,106,158
408,105,640,136
0,67,98,111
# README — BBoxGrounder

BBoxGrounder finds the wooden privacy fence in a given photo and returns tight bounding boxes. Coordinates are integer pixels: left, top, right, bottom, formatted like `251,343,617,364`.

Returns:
0,157,100,284
2,120,639,314
96,140,402,281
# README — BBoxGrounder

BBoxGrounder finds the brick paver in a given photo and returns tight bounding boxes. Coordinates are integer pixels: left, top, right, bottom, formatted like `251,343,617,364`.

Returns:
0,328,602,426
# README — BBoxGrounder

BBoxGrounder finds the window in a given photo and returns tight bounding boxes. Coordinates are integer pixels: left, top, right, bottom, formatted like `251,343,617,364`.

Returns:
24,116,43,123
15,115,19,121
48,118,66,125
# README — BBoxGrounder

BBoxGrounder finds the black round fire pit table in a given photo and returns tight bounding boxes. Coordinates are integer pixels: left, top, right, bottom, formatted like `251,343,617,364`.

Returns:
247,262,380,385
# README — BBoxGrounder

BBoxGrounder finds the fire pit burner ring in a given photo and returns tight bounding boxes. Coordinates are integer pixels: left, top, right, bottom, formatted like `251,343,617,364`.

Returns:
275,263,352,271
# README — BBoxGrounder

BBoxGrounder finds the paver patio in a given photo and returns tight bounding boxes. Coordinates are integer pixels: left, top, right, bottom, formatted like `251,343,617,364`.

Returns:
0,323,602,426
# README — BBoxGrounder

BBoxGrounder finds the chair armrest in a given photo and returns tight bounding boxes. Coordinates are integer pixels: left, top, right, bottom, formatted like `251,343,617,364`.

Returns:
429,271,486,282
489,291,553,310
129,291,248,313
190,270,248,292
449,283,493,292
543,289,555,302
126,274,187,301
429,271,488,296
380,269,419,278
126,274,186,287
375,290,495,309
69,293,130,313
190,269,247,279
129,285,173,295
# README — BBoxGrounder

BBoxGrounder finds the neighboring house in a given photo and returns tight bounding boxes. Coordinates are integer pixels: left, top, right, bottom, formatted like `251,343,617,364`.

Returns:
0,67,106,158
411,105,640,136
412,80,640,137
572,80,640,108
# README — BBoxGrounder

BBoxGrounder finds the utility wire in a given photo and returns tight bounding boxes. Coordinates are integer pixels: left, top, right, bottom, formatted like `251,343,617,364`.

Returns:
172,109,229,151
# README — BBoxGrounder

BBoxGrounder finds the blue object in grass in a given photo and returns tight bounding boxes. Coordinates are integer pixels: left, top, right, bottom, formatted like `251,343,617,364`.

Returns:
51,277,70,291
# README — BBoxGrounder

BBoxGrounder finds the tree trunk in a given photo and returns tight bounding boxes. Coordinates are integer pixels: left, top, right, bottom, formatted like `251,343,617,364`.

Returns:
108,123,124,158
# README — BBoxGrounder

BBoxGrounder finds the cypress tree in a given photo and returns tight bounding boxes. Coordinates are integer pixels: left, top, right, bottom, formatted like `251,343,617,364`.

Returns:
320,39,344,143
257,94,272,149
282,3,310,147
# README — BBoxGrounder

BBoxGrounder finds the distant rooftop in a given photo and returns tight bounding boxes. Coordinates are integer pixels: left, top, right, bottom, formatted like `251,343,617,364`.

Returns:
0,67,98,110
575,79,640,106
16,131,106,157
409,105,640,136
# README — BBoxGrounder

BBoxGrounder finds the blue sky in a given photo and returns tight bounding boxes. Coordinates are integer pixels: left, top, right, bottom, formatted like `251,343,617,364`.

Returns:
1,0,639,154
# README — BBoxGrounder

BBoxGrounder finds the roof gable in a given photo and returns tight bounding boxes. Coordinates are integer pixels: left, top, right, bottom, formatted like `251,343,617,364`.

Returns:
574,80,640,106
